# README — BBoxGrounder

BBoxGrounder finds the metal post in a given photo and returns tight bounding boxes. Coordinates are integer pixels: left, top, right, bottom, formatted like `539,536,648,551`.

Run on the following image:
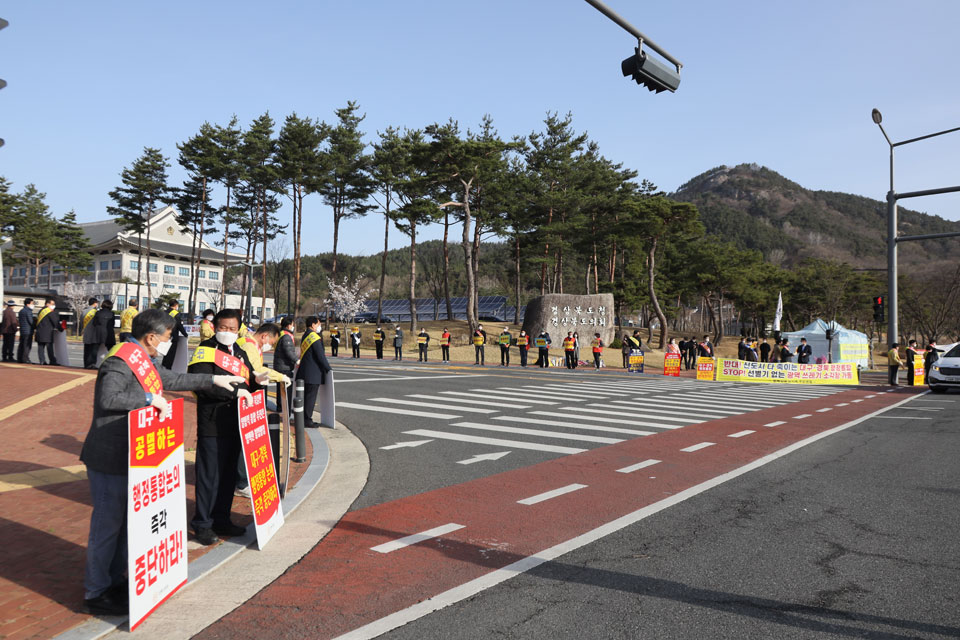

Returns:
887,191,898,346
293,379,306,462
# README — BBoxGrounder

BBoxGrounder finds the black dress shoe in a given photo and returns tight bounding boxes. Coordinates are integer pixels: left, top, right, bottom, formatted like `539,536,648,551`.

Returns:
84,592,127,615
107,580,129,603
194,527,219,546
213,522,247,536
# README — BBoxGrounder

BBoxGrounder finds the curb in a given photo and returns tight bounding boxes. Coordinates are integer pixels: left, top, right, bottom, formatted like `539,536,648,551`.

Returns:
55,424,333,640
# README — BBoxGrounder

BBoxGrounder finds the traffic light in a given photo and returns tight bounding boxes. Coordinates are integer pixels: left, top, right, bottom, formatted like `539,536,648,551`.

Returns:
621,46,681,93
872,295,884,322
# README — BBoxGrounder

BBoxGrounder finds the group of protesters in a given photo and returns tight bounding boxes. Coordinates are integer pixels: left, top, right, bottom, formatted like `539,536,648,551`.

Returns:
886,338,943,386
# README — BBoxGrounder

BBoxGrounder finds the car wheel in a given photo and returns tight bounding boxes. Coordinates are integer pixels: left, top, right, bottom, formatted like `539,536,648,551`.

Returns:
929,386,947,394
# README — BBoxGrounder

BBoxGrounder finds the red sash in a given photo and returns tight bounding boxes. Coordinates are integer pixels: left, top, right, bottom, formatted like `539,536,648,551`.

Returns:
108,342,163,395
189,345,250,379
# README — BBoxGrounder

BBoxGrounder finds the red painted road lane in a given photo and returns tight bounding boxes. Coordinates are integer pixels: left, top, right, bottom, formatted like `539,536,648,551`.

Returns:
198,388,917,640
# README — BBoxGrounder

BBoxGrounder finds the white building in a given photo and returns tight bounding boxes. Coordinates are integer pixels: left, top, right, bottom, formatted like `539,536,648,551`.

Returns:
2,206,276,319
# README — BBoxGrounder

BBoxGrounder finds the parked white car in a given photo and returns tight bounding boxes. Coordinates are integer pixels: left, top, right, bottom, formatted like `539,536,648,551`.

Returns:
927,342,960,393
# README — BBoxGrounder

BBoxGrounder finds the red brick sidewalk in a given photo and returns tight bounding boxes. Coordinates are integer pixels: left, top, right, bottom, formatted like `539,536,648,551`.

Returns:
0,363,313,640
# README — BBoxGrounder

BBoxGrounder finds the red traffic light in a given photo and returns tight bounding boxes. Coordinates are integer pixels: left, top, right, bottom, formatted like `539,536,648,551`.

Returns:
873,296,883,305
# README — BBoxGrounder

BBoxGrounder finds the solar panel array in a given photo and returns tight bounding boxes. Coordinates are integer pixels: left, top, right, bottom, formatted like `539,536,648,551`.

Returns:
362,296,509,321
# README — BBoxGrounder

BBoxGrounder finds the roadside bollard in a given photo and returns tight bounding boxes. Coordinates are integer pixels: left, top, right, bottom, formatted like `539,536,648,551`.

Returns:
293,379,307,463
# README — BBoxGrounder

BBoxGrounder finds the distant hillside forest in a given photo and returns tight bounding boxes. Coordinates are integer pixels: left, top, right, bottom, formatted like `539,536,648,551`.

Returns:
241,165,960,345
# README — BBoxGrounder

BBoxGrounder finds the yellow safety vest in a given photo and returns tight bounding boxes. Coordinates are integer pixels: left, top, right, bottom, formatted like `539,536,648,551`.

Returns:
120,307,138,332
169,309,179,317
37,307,53,326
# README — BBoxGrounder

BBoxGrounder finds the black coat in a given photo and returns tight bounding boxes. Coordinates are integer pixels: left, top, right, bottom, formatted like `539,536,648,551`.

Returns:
296,330,332,384
759,342,772,359
35,309,61,343
273,332,298,375
92,309,116,347
797,344,812,364
81,350,216,475
18,307,34,336
188,338,259,438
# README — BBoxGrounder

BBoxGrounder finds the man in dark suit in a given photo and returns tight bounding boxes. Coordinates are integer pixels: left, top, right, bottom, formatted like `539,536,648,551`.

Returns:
759,339,772,363
737,337,748,360
161,300,188,369
273,316,298,411
296,316,332,429
188,309,262,546
796,338,813,364
35,297,62,365
91,300,116,365
79,309,247,615
17,298,35,363
81,298,101,369
1,300,18,362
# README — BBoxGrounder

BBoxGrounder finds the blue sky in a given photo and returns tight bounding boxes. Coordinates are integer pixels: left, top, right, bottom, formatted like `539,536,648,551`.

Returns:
2,1,959,257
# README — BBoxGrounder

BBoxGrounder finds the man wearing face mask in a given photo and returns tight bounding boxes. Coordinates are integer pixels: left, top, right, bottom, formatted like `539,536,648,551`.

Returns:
17,298,35,364
200,309,216,341
35,297,62,366
297,316,332,429
79,309,248,615
187,309,262,546
81,298,101,369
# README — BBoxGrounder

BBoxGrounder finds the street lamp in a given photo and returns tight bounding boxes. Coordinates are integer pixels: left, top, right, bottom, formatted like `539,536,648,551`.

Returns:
871,109,960,347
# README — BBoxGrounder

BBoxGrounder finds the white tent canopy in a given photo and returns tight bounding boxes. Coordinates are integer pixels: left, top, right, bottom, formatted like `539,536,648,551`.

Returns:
782,319,870,368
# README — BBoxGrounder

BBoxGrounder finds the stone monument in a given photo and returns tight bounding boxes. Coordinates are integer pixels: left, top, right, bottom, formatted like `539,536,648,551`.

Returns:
521,293,616,347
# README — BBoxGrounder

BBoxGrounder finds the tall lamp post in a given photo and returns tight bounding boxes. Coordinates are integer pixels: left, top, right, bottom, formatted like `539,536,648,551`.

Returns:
871,109,960,346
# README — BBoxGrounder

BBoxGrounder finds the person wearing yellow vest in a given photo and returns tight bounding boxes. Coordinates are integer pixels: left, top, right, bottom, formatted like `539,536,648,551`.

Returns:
329,326,341,357
887,342,904,386
200,309,216,341
188,308,263,546
81,297,101,369
79,309,248,615
563,332,577,369
161,300,188,370
35,297,63,366
237,323,290,386
473,324,487,366
373,325,386,360
118,298,139,343
296,316,332,429
499,327,512,367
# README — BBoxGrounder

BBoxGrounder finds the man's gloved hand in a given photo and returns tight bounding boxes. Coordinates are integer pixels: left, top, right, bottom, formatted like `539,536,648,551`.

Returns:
213,375,246,392
236,388,254,406
280,374,291,386
150,394,172,420
255,371,271,385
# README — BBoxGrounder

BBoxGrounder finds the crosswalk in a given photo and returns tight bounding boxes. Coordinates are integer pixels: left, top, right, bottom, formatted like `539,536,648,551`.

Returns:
336,377,848,459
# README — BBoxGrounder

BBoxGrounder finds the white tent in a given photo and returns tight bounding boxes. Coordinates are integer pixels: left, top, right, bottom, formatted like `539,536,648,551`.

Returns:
782,319,870,368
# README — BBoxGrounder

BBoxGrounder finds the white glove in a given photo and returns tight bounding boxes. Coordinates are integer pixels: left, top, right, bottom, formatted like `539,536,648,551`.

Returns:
213,375,246,392
255,371,271,385
236,388,253,406
280,374,291,386
150,394,172,420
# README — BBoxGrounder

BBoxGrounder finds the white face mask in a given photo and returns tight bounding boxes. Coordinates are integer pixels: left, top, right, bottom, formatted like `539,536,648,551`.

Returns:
261,343,273,353
216,331,238,347
155,338,173,357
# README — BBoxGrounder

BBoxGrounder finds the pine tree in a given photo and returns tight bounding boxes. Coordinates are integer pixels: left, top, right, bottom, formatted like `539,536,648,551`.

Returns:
370,126,404,324
8,184,60,287
108,147,170,303
55,210,93,277
173,174,214,313
177,123,220,314
317,101,375,317
210,116,243,308
276,113,325,315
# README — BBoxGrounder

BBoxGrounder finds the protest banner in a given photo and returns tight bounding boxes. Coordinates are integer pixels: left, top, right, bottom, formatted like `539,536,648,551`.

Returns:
499,334,510,345
696,357,716,381
534,337,548,348
238,389,284,549
417,335,427,344
912,355,926,386
715,358,858,385
663,353,681,377
628,349,644,373
473,335,485,346
127,398,187,631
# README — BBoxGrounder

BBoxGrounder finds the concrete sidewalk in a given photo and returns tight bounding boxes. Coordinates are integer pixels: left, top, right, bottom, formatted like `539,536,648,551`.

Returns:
0,362,335,640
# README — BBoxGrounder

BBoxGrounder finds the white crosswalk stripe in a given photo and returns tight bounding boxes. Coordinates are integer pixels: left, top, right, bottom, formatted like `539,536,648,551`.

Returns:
350,373,851,461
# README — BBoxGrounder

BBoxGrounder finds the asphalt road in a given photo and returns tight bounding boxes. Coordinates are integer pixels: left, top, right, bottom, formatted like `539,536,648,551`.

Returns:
373,391,960,640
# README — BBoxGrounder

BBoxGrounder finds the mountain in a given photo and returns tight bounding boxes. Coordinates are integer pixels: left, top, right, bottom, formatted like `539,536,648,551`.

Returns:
672,163,960,271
